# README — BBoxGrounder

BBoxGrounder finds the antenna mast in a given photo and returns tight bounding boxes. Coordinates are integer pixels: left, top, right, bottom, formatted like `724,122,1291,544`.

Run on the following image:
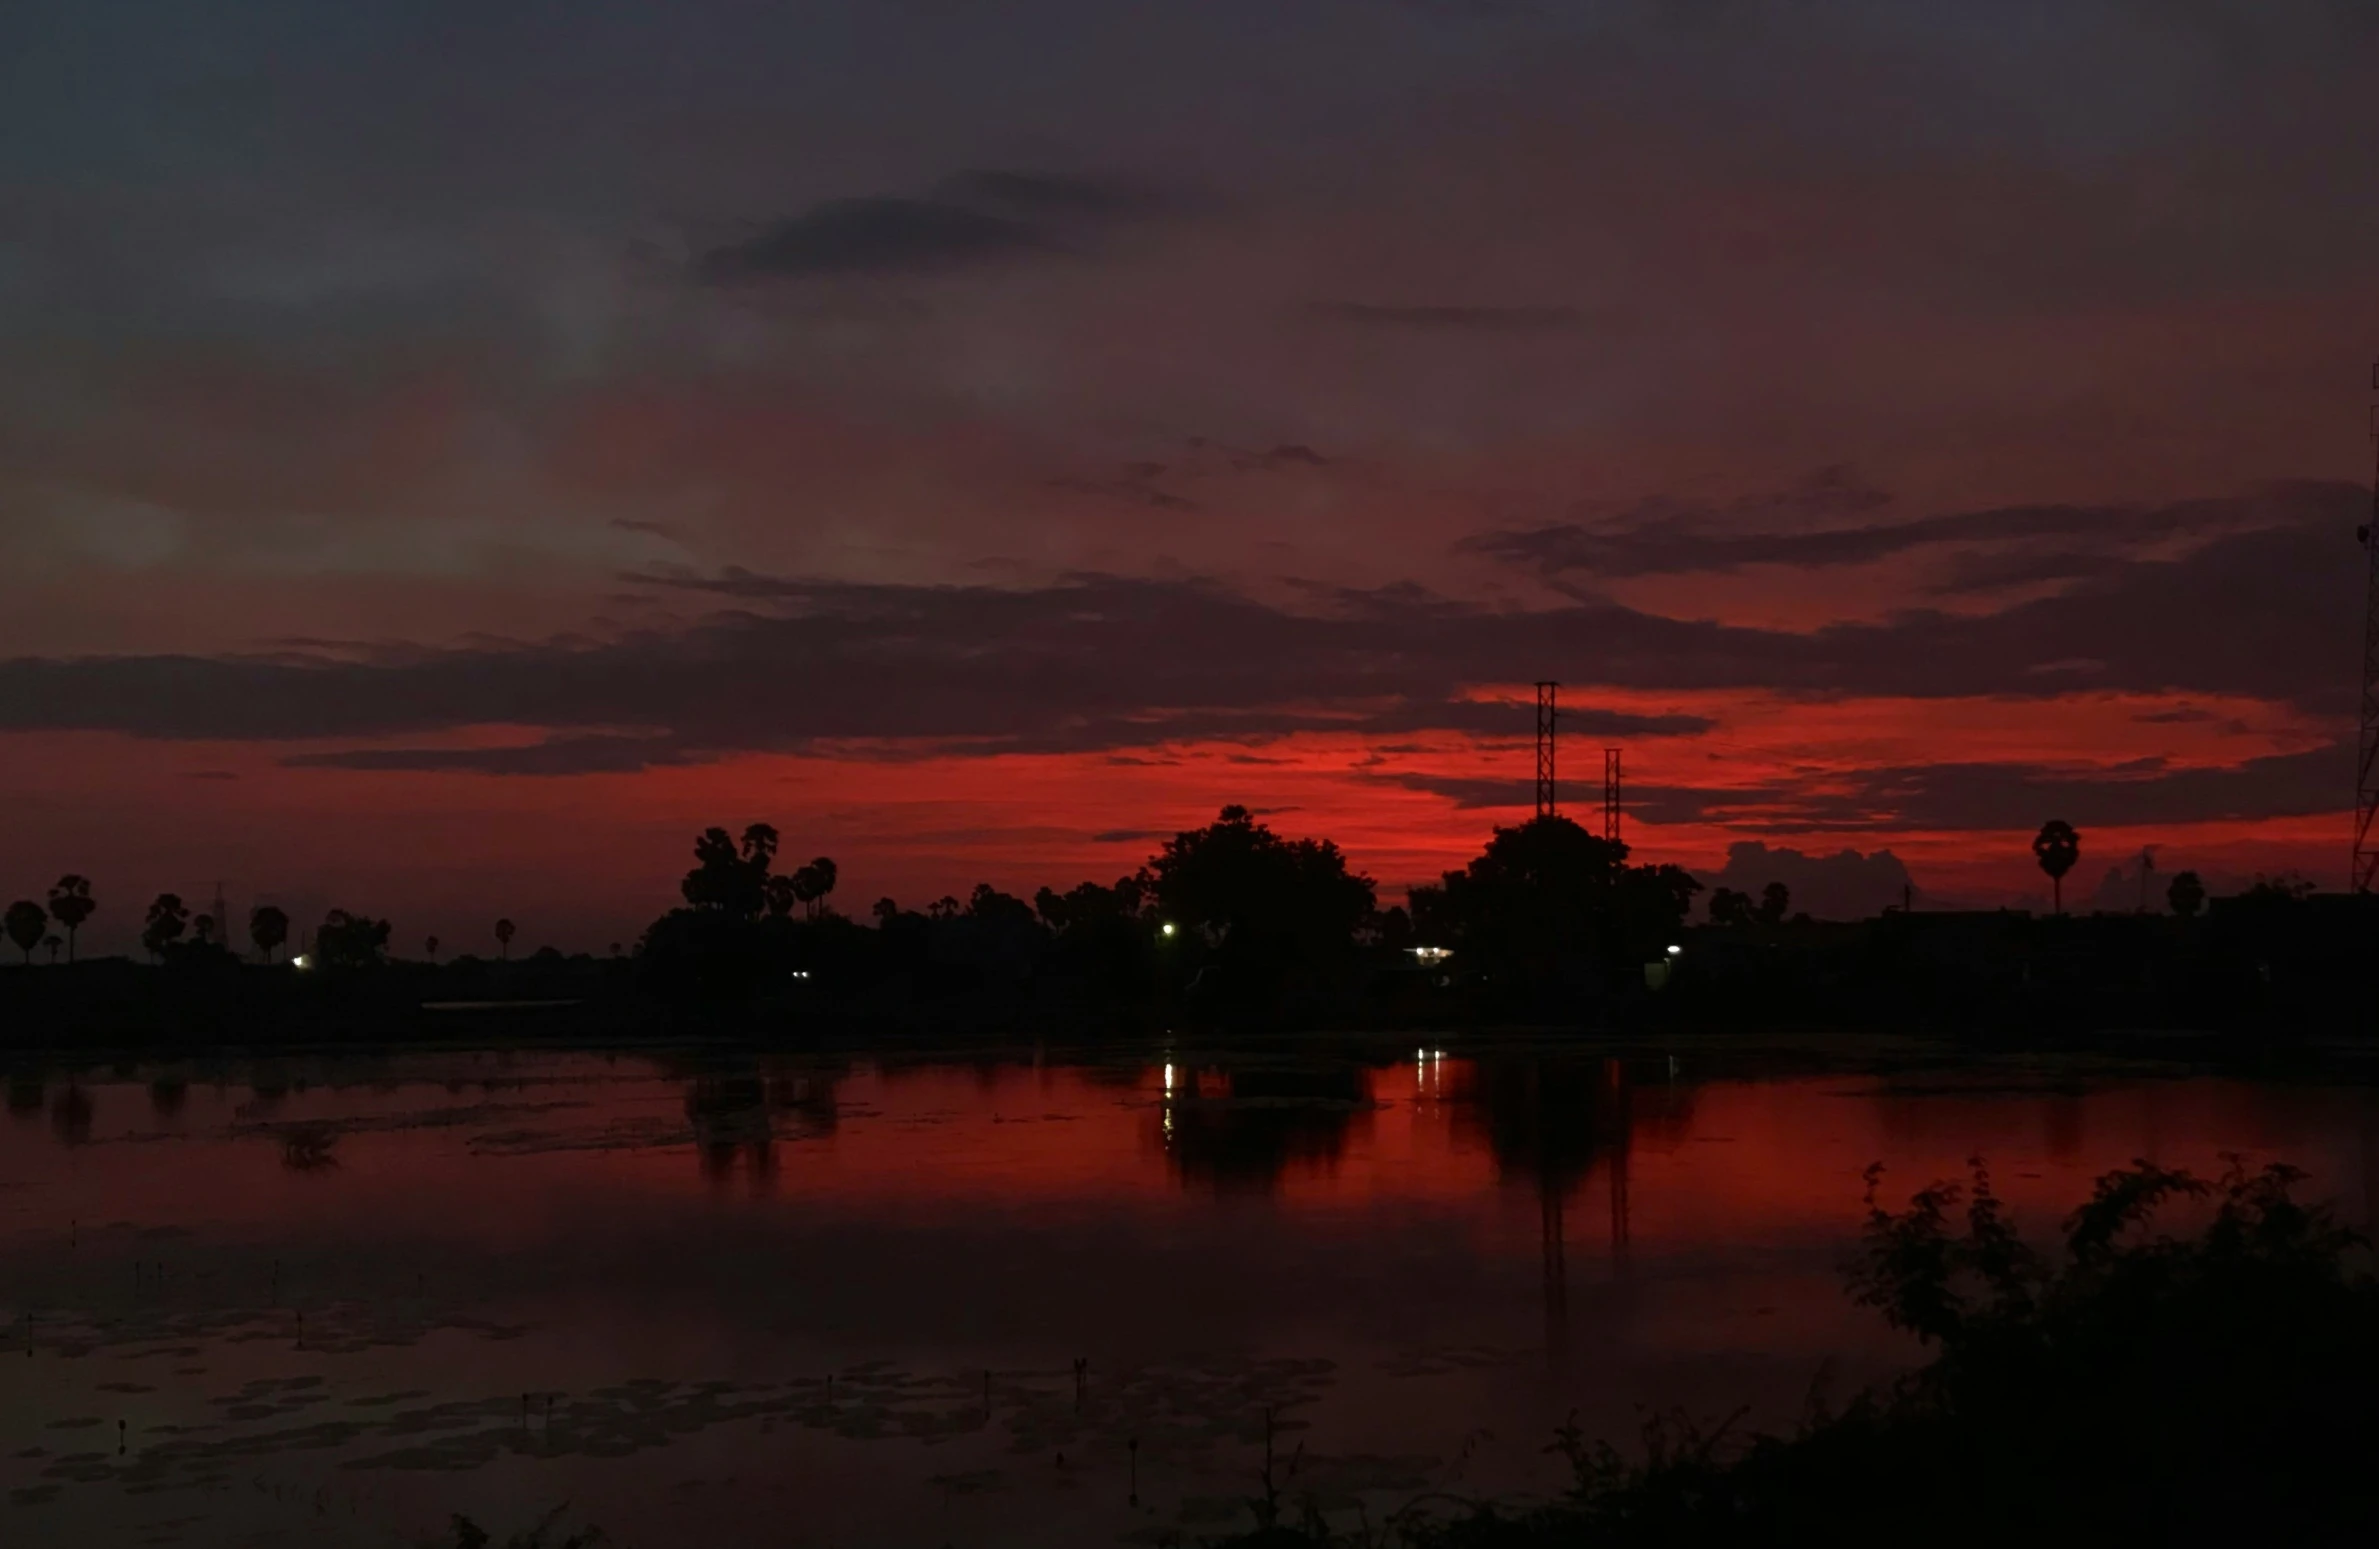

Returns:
1603,748,1623,845
1534,682,1559,818
2357,361,2379,893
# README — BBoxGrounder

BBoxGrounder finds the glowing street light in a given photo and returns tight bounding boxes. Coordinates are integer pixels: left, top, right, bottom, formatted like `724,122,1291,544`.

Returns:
1160,922,1177,938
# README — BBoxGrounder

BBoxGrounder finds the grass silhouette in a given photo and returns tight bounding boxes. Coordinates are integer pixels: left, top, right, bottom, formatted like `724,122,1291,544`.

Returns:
1220,1157,2379,1546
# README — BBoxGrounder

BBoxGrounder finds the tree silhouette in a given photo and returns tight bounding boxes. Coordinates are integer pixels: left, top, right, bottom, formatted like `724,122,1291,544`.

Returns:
142,894,189,960
425,935,441,959
1706,886,1753,927
2167,869,2206,919
1409,814,1699,985
681,826,770,917
192,913,217,949
2032,820,2081,914
763,873,798,919
494,918,516,959
249,905,290,963
47,876,96,962
317,910,392,969
1153,806,1375,944
790,856,840,920
41,935,60,964
966,882,1037,927
1758,880,1791,926
4,900,46,964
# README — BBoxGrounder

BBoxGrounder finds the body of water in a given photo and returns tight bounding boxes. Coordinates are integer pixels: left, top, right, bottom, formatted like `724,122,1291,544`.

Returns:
2,1042,2374,1546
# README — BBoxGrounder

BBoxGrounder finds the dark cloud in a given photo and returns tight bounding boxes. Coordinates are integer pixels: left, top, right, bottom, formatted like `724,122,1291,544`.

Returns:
1374,773,1529,811
1700,841,1916,921
698,170,1167,281
698,198,1040,280
1634,745,2344,835
0,483,2355,800
933,169,1163,218
285,734,688,776
1461,475,2300,585
1310,303,1586,332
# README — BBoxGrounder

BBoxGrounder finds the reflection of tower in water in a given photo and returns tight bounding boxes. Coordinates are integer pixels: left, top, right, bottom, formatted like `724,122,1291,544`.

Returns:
1452,1055,1686,1371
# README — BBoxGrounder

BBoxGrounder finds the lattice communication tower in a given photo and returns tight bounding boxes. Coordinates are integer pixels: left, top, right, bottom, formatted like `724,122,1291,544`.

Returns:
2358,362,2379,893
1603,748,1623,846
1535,682,1559,818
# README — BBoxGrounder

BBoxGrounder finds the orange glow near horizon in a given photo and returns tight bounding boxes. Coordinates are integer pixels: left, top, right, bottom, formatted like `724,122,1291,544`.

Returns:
0,666,2351,953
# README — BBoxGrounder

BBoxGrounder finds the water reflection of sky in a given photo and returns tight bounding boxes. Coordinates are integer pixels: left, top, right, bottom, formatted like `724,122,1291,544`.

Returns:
1,1049,2373,1546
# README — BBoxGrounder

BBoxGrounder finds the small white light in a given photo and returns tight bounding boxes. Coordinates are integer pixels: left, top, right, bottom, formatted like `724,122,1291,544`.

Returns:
1666,944,1683,956
291,953,313,971
1161,922,1177,937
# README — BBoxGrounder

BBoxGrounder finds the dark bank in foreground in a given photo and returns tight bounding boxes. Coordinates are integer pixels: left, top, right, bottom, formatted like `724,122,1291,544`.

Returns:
1205,1159,2379,1547
4,809,2373,1049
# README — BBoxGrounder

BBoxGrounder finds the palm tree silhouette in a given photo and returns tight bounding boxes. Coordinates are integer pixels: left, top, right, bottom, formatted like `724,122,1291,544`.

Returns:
142,894,189,960
46,876,95,963
42,935,60,965
5,900,47,964
425,935,441,960
763,874,798,919
495,918,516,959
791,856,839,920
2032,820,2081,915
250,905,290,963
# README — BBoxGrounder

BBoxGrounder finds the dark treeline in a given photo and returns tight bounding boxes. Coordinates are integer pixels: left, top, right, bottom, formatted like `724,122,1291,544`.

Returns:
2,807,2372,1047
629,804,1697,1026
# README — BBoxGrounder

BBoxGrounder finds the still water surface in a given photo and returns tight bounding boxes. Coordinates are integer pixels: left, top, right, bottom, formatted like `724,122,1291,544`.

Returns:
2,1044,2374,1546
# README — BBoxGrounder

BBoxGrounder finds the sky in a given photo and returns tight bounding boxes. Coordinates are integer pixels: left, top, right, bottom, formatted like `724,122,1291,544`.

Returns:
3,0,2377,953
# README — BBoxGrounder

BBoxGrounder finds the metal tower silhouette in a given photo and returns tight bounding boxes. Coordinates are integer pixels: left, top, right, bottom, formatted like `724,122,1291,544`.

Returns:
1603,748,1623,845
2359,362,2379,893
1535,681,1559,818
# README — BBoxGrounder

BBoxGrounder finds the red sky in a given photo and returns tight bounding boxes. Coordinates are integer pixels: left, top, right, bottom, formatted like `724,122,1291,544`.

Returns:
3,2,2377,952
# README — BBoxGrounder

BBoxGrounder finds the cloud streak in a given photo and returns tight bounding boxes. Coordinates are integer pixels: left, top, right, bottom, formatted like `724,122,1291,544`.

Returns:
697,170,1171,282
0,482,2357,803
1462,475,2304,585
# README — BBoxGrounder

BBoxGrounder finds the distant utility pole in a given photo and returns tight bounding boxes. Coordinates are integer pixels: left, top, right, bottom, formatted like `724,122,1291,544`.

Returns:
1604,748,1623,846
2358,360,2379,894
1535,681,1559,818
